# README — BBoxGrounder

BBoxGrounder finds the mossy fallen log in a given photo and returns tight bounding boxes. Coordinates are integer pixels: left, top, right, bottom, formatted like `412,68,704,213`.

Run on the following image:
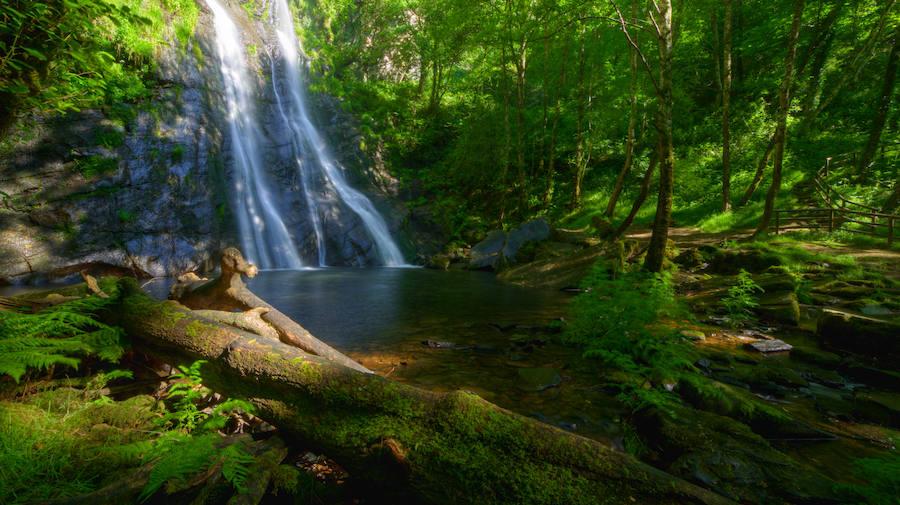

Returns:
169,247,371,374
109,278,733,505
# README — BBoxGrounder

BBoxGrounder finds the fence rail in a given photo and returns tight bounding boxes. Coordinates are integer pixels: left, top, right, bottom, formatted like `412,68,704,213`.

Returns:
774,149,899,245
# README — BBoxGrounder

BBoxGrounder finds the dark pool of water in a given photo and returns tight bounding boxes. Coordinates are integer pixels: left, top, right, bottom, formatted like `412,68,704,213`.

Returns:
245,268,569,352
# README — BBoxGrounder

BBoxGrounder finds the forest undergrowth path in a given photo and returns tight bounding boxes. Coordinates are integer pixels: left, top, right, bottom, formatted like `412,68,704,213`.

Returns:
626,227,900,278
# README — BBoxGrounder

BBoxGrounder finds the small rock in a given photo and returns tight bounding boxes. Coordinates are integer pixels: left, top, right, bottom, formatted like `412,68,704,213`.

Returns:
747,339,793,353
680,329,706,341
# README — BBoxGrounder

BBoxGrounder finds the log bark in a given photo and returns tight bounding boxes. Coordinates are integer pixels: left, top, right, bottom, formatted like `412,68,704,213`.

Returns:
171,248,370,374
109,277,733,505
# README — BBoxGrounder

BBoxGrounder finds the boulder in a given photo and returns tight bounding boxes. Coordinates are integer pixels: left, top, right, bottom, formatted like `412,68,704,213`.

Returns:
469,230,507,269
701,247,783,275
469,219,551,270
817,308,900,356
754,292,800,326
502,219,551,261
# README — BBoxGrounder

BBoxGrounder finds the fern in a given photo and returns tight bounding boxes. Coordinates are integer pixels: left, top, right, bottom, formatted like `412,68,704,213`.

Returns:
0,279,126,381
140,433,219,501
721,269,764,328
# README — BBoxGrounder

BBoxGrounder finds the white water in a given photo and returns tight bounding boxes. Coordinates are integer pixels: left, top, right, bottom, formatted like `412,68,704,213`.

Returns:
269,0,407,267
205,0,304,269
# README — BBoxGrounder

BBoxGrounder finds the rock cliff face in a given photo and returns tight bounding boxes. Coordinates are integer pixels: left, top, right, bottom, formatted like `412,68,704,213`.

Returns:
0,0,419,284
0,10,226,284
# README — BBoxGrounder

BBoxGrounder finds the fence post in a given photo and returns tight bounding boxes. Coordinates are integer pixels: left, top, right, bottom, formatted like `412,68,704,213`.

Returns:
825,157,831,177
775,211,780,235
890,218,895,247
829,209,834,232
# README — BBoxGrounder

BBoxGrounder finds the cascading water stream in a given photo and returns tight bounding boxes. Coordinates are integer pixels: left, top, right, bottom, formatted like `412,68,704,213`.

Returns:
204,0,304,269
269,0,407,267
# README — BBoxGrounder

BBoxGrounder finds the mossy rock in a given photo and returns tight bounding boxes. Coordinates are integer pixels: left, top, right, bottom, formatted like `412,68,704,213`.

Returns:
754,292,800,326
701,247,783,275
674,249,704,269
853,391,900,427
811,281,877,300
632,404,836,504
817,309,900,357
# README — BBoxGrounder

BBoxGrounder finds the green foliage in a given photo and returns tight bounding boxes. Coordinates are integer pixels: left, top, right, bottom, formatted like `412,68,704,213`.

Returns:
74,155,118,178
721,269,764,327
0,280,126,382
117,209,135,223
836,451,900,505
0,0,199,124
143,360,256,499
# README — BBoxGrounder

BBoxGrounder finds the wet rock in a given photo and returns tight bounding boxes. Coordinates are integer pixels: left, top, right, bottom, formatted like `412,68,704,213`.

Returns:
516,367,562,392
425,254,451,270
746,339,793,353
468,219,551,270
817,308,900,356
421,340,469,350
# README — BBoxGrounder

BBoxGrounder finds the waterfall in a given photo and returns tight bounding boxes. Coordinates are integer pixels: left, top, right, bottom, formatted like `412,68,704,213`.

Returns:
205,0,304,269
269,0,407,267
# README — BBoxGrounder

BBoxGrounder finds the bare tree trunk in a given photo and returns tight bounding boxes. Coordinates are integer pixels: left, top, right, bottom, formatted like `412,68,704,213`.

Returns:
606,0,640,218
755,0,805,236
572,27,588,209
711,9,722,107
644,0,676,273
615,148,660,238
739,134,775,207
858,26,899,180
538,36,550,207
721,0,733,212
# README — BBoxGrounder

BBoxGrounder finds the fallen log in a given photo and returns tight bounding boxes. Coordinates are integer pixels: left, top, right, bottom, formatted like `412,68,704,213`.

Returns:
170,247,370,374
112,277,733,505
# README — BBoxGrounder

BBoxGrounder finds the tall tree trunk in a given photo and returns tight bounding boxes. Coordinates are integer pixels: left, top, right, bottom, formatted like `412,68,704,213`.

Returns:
538,36,550,207
644,0,676,273
711,9,722,107
721,0,733,212
544,35,570,208
755,0,804,236
571,27,589,209
499,40,512,225
796,2,841,128
615,147,660,238
606,0,640,218
858,26,899,180
515,37,529,215
739,134,776,206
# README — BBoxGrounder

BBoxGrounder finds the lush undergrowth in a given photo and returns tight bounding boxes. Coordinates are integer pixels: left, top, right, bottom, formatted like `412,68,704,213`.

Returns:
0,285,330,504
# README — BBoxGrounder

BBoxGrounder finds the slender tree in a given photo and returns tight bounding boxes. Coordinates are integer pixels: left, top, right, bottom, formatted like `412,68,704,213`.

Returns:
605,0,640,218
755,0,805,236
721,0,733,212
644,0,676,272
